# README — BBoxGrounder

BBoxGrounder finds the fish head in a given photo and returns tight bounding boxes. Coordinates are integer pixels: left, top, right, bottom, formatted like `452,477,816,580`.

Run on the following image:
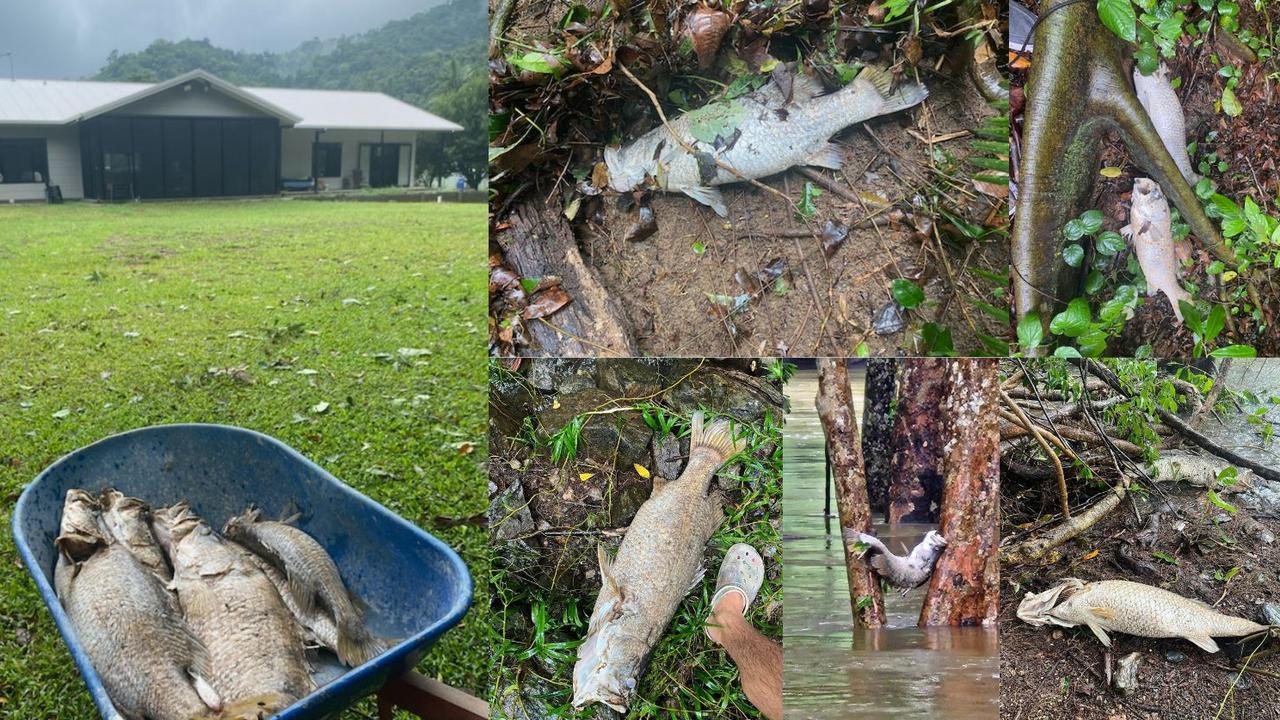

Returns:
1016,577,1086,627
222,505,262,540
151,502,200,553
572,622,648,713
1131,178,1169,223
56,489,107,561
604,145,646,193
100,490,170,574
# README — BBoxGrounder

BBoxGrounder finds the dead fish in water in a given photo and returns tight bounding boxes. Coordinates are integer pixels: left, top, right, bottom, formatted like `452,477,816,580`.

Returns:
844,529,947,595
1120,178,1193,323
223,507,381,667
1017,578,1271,652
572,412,746,712
605,66,927,217
100,489,171,579
1133,63,1201,187
55,490,222,720
155,503,313,716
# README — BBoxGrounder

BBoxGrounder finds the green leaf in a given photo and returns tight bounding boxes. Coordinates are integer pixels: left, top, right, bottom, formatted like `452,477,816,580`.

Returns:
1221,85,1243,117
1207,260,1225,275
796,181,821,220
1063,218,1088,242
1097,0,1138,42
854,341,870,358
1209,344,1258,357
1207,489,1238,513
892,279,926,309
1053,346,1083,358
1099,285,1138,323
692,241,706,255
921,323,955,356
1096,230,1126,256
1063,244,1085,267
1084,270,1106,295
507,50,564,76
1181,300,1204,335
1077,329,1109,357
520,277,541,294
1152,550,1180,565
1080,210,1106,234
1135,43,1160,74
1217,466,1239,486
1204,304,1226,342
1017,312,1044,351
1049,298,1092,337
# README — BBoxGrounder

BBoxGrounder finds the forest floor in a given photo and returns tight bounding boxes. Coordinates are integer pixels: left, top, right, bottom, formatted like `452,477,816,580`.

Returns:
490,0,1010,357
0,201,489,718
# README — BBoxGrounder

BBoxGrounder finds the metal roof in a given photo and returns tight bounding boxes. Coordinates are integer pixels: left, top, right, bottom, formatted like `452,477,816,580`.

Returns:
0,69,462,131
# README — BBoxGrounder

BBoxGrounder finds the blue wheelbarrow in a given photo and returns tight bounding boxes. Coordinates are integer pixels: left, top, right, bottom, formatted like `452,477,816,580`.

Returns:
12,424,474,720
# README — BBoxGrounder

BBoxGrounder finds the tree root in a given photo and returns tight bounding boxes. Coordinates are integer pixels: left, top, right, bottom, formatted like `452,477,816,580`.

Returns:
1000,389,1070,518
1001,477,1130,565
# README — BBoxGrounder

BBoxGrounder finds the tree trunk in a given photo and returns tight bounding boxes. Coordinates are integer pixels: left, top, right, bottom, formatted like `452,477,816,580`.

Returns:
919,360,1001,626
887,360,950,524
861,358,897,519
815,358,885,628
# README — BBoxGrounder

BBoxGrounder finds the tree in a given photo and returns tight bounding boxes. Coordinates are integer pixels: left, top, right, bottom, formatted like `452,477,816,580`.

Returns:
815,358,884,628
861,358,897,518
886,360,950,524
918,360,1001,626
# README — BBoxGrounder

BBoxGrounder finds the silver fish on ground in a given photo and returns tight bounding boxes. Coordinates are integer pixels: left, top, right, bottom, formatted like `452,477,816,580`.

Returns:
572,412,747,712
1120,178,1193,323
55,490,222,720
154,503,314,718
223,507,381,667
1133,63,1202,187
605,66,927,217
844,529,947,595
1017,578,1272,652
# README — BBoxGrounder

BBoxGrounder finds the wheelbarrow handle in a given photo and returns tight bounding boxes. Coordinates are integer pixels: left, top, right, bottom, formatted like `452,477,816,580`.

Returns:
376,670,489,720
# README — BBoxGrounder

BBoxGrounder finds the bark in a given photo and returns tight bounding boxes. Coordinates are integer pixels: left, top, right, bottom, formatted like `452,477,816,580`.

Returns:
495,202,637,357
815,358,885,628
861,358,897,517
887,360,950,524
919,360,1001,626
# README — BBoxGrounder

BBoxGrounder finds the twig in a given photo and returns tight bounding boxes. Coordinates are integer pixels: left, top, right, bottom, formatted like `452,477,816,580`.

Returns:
1001,477,1130,565
1001,388,1070,518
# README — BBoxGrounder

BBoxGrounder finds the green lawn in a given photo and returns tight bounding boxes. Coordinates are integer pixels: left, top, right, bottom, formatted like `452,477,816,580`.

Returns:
0,200,489,717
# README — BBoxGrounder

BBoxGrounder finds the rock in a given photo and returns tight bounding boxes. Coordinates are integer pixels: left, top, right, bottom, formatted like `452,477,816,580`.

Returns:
1228,671,1252,690
596,357,665,398
1113,651,1143,695
663,367,784,423
1261,602,1280,626
490,477,536,541
1163,649,1186,663
496,672,621,720
528,358,599,394
653,431,683,480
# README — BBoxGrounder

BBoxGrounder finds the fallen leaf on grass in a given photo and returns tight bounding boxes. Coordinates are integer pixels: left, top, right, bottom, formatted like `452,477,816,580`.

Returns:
454,441,476,455
311,401,330,414
51,408,70,419
365,466,397,479
398,348,432,358
341,298,364,306
579,472,595,481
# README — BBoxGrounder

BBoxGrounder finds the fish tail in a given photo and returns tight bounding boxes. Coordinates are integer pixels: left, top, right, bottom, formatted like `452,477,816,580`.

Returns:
854,65,928,115
336,614,381,667
217,693,294,720
690,411,746,465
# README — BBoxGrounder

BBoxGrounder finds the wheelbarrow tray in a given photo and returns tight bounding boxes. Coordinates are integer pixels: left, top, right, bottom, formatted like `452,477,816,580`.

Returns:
11,424,472,720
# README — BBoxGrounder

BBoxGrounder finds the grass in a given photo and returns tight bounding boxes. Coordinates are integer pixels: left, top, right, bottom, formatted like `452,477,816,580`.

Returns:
490,365,783,719
0,200,488,718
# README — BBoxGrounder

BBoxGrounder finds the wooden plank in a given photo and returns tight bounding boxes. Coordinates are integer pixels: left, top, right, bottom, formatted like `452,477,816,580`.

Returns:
376,671,489,720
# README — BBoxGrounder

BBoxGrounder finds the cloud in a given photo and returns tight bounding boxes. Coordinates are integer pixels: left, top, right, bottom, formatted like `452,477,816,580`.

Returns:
0,0,435,79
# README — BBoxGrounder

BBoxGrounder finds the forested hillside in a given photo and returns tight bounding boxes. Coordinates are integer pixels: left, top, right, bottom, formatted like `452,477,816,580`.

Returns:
93,0,485,187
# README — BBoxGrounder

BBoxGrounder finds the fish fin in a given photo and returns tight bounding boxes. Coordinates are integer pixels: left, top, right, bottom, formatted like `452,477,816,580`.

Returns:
184,630,222,711
1119,223,1133,240
679,186,727,217
686,564,706,595
804,143,844,171
189,670,223,712
1085,622,1112,647
597,544,623,601
856,66,928,115
857,65,897,97
336,617,380,667
1184,633,1220,653
791,72,826,102
690,411,746,464
1088,606,1116,621
286,568,321,617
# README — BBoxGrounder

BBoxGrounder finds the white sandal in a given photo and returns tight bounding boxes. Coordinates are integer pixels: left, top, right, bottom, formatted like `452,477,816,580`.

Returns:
705,543,765,641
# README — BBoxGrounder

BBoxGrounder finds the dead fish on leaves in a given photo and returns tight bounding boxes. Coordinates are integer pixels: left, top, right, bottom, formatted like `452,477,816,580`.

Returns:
55,490,222,720
1120,178,1193,323
844,529,947,595
605,66,927,217
1017,578,1273,652
573,412,746,712
155,502,314,717
1133,63,1201,187
224,506,383,667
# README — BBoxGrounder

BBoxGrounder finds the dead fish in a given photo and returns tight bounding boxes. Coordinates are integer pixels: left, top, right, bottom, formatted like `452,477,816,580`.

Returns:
100,489,171,579
1148,451,1254,493
844,529,947,595
605,66,927,216
246,551,344,654
223,507,380,668
1120,178,1193,323
572,412,746,712
1017,578,1271,652
155,503,313,715
1133,63,1201,187
55,491,222,720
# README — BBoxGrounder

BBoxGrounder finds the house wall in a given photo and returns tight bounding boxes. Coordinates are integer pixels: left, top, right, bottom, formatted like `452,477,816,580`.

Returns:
0,125,84,202
280,128,418,188
108,84,267,118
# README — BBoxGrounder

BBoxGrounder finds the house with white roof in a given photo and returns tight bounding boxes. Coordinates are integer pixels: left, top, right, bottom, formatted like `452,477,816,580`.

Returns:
0,69,463,202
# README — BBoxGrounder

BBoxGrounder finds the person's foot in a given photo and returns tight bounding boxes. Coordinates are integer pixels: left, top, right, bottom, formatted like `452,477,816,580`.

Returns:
706,543,764,645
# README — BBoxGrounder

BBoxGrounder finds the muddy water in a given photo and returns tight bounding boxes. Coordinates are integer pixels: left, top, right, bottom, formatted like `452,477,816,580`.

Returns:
782,368,999,720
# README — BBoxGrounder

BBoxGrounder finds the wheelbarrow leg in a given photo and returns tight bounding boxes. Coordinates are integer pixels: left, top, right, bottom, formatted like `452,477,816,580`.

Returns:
375,670,489,720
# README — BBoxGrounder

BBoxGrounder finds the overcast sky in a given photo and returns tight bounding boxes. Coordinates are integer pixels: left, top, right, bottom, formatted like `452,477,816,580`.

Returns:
0,0,437,80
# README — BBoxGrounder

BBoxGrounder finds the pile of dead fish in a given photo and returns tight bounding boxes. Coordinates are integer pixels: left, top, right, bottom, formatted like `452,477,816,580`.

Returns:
54,488,384,720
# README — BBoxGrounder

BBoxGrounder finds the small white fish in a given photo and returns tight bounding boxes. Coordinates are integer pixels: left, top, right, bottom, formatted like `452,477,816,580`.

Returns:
605,66,927,216
1133,63,1201,187
1120,178,1193,323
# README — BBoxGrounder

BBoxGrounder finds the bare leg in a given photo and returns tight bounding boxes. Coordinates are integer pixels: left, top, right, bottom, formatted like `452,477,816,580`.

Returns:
707,593,782,720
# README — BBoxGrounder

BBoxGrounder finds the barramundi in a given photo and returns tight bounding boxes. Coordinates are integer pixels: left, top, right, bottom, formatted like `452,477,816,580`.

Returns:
605,66,927,217
572,412,746,712
1133,63,1201,187
1017,578,1271,652
1120,178,1193,323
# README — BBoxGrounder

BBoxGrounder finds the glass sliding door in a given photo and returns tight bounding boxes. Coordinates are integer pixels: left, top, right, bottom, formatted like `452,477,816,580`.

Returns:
221,120,251,196
163,119,193,198
131,118,164,199
249,120,277,196
193,119,223,197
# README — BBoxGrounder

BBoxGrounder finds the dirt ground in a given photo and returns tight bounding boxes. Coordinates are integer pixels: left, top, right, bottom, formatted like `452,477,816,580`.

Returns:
490,0,1009,357
1000,482,1280,720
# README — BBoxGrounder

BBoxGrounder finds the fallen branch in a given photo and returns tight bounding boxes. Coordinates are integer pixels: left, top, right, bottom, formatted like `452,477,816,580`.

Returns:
1000,422,1143,456
1000,389,1069,518
1085,360,1280,483
1000,477,1130,565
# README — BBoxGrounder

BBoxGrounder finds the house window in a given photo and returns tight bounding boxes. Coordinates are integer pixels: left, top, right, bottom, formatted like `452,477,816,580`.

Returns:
313,142,342,177
0,139,49,184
